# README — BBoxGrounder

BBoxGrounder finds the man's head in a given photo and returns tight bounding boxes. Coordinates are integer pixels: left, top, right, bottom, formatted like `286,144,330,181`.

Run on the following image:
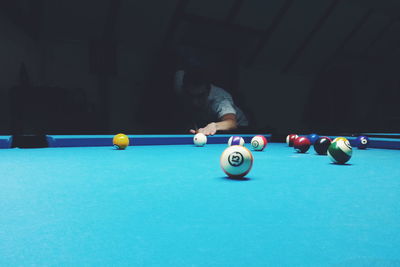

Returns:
182,67,211,109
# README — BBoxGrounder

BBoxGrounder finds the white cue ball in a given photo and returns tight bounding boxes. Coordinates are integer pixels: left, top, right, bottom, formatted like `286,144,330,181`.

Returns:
220,145,253,178
193,133,207,146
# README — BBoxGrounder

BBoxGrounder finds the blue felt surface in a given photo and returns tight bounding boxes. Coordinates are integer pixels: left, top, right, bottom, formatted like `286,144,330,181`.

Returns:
1,144,400,266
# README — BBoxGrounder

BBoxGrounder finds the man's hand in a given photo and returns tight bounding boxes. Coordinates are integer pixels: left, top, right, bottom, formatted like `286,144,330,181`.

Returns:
199,122,218,136
189,114,238,135
190,122,217,136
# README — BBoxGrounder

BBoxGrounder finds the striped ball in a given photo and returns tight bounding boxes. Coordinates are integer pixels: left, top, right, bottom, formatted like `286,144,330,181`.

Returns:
333,137,349,143
286,134,298,147
327,139,352,164
228,136,245,146
251,135,268,151
220,145,253,178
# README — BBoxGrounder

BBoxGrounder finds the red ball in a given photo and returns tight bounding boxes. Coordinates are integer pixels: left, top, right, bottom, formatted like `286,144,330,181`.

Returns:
294,137,311,153
286,134,298,147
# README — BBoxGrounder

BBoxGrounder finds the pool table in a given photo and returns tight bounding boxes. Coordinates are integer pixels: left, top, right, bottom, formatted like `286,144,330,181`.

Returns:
1,134,400,266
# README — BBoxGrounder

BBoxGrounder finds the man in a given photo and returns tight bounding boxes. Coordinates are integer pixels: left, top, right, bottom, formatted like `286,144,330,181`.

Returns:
176,67,248,136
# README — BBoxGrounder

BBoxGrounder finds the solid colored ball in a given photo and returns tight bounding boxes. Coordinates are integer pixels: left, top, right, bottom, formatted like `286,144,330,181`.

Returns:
286,134,298,147
193,133,207,146
307,133,320,145
356,135,369,149
294,136,311,153
251,135,268,151
220,145,253,178
228,136,245,146
328,139,352,164
314,136,332,155
113,133,129,149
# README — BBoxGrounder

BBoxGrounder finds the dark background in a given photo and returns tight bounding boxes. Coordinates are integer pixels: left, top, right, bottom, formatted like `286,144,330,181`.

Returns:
1,0,400,136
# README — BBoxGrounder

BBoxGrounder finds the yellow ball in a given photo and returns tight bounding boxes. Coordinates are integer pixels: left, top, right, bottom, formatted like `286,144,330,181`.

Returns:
333,137,348,143
113,133,129,149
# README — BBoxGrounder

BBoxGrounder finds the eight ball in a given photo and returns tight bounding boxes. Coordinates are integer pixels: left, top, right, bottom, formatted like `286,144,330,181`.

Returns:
314,137,332,155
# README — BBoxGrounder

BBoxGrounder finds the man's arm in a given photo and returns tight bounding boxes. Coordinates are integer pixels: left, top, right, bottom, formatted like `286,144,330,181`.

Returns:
215,113,238,132
190,113,238,135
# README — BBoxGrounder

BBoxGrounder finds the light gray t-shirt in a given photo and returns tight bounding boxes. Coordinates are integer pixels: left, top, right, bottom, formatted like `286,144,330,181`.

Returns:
175,70,248,127
207,85,248,127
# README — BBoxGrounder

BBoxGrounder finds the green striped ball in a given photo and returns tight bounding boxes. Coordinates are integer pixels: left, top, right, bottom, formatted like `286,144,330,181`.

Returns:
327,139,352,164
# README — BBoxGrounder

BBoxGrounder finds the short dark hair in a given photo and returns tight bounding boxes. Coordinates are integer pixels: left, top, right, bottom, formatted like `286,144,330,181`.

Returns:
182,67,210,89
